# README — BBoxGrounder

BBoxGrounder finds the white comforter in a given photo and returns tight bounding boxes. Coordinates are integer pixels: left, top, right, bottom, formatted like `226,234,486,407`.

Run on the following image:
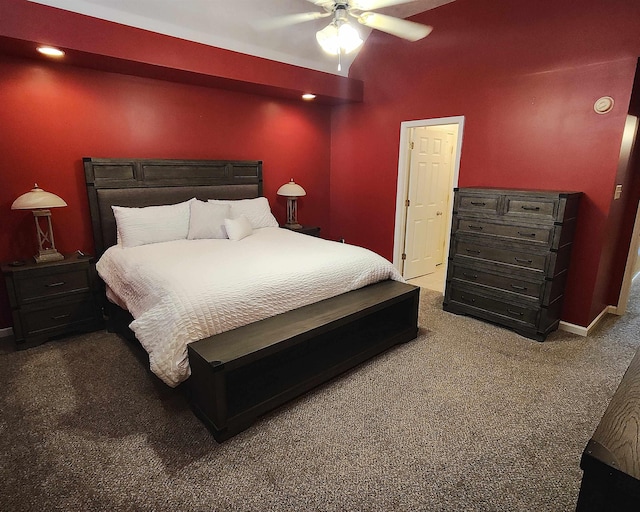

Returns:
96,227,403,386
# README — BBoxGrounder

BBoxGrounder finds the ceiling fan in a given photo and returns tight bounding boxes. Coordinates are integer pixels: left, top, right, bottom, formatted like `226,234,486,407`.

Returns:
256,0,433,70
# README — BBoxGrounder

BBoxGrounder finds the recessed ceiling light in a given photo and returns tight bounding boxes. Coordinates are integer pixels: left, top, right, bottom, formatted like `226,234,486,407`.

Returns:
37,46,65,57
302,93,316,101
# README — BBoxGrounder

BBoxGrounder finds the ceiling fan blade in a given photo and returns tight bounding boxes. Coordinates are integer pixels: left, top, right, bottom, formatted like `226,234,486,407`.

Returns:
352,0,420,9
252,11,330,31
357,12,433,41
304,0,336,9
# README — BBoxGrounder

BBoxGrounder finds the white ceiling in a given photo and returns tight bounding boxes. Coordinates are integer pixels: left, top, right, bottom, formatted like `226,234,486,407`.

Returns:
29,0,453,76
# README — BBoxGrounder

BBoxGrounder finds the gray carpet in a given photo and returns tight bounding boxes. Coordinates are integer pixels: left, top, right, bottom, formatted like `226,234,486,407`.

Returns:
1,281,639,512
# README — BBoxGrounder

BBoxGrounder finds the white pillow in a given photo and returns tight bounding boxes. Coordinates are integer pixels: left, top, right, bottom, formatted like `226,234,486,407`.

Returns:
224,215,253,241
209,197,278,229
187,200,230,240
112,199,194,248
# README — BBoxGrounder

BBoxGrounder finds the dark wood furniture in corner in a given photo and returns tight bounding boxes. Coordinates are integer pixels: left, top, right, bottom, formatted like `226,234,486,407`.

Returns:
84,157,419,441
443,188,581,341
576,347,640,511
2,254,104,349
282,225,321,237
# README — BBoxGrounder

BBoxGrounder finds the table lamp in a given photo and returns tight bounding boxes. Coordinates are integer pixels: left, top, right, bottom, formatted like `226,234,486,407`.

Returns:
277,179,306,229
12,184,67,263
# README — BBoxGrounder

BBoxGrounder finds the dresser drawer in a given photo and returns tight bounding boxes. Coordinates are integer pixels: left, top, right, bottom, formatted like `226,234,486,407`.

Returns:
503,195,559,220
456,192,501,214
15,269,90,303
453,217,555,246
19,295,98,337
448,285,539,328
454,239,548,272
449,263,544,301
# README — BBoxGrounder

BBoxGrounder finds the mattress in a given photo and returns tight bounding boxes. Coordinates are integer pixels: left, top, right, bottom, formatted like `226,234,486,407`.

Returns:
96,227,403,386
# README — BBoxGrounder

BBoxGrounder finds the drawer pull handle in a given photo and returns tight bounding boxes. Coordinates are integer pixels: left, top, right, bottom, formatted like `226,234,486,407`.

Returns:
51,314,70,320
461,295,475,303
463,272,478,279
507,309,524,316
521,206,541,211
514,257,533,264
45,281,66,288
466,249,481,255
468,225,484,231
510,284,527,291
470,201,486,206
517,231,536,238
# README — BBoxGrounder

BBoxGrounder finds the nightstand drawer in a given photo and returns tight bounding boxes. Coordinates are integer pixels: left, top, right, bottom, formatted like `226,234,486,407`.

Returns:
3,254,104,349
19,295,98,337
16,269,90,303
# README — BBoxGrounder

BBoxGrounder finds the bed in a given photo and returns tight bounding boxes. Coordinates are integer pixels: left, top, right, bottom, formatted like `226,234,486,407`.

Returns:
84,157,420,441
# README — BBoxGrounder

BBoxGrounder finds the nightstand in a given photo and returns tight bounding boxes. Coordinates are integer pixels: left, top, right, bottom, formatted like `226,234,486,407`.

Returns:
2,254,104,349
282,225,321,237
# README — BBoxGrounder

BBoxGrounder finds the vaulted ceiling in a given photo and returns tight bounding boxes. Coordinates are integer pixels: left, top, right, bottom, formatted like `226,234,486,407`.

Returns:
28,0,454,76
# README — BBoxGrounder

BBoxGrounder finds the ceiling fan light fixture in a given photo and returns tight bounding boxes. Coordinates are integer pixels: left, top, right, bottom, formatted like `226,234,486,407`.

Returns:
316,21,363,55
338,23,364,53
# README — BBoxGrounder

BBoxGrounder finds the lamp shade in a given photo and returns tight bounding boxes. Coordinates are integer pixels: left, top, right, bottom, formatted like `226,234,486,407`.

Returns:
277,179,306,198
12,184,67,210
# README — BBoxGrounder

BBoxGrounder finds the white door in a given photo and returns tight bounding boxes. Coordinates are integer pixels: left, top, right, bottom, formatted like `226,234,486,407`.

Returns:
403,126,454,280
434,130,455,265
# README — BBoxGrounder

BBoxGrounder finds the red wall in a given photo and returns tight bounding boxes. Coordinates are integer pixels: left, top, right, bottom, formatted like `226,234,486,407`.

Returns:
2,0,640,331
0,55,332,328
331,0,640,326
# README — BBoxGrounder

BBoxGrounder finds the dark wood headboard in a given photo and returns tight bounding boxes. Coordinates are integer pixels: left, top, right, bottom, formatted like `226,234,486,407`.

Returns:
84,157,263,257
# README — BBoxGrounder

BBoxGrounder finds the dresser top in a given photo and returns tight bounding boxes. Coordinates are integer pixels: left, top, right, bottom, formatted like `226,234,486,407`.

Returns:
455,187,582,197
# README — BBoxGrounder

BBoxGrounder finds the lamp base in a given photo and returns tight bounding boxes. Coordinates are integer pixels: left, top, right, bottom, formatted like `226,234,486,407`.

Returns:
284,222,303,230
34,249,64,263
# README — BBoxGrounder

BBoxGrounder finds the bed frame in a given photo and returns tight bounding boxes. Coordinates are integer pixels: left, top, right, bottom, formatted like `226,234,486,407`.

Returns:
84,157,420,441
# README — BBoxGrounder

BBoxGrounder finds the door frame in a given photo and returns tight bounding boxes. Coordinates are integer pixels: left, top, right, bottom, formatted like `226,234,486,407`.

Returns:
615,200,640,314
393,116,465,276
611,114,639,315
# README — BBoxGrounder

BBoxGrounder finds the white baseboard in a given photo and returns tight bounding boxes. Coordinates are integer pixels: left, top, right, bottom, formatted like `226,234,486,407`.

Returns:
559,305,616,337
0,327,14,339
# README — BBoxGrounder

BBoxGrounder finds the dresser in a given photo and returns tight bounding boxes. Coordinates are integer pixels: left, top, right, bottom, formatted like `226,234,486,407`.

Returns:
443,188,581,341
2,254,104,349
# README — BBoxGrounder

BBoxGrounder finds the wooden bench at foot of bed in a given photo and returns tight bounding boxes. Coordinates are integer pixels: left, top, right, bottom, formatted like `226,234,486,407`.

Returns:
186,279,420,442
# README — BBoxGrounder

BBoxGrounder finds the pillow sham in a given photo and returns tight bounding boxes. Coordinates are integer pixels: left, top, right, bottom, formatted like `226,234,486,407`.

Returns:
209,197,278,229
224,215,253,241
112,198,195,248
187,200,230,240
